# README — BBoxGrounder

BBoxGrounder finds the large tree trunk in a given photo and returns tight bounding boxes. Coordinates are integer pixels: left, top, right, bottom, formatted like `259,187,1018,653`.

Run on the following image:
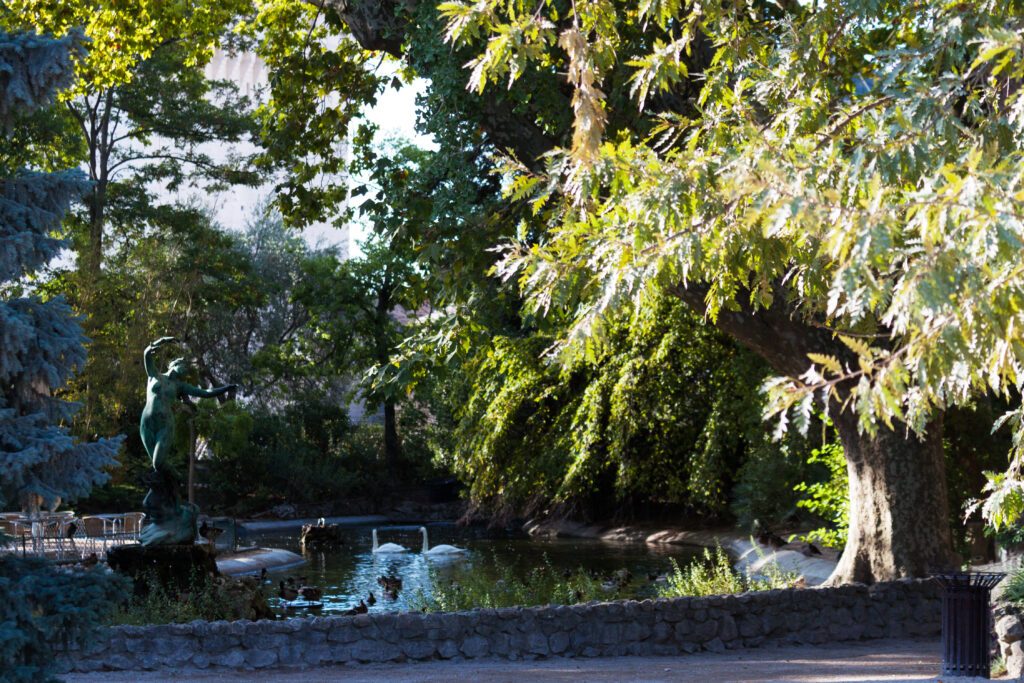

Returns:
829,411,957,584
669,283,957,584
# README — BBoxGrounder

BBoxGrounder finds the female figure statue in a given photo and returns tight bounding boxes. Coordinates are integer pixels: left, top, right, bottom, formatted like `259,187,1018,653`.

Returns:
139,337,236,546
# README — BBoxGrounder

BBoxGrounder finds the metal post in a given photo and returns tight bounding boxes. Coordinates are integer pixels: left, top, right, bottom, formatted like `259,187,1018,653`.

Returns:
188,418,196,506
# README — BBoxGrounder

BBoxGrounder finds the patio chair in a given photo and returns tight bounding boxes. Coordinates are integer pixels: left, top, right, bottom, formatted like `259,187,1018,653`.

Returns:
122,512,145,540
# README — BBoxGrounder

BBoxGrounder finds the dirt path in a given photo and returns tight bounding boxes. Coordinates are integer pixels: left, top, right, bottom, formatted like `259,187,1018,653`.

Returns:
63,638,961,682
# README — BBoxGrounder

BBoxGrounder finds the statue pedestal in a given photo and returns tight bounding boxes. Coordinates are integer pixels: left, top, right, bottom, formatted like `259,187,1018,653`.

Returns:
107,543,218,595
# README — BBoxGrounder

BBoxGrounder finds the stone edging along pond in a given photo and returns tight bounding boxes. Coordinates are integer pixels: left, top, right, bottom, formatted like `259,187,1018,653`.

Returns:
58,579,941,673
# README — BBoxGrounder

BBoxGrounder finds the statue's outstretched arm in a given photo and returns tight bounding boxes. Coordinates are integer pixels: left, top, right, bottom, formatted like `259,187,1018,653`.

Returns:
144,337,178,378
179,382,238,399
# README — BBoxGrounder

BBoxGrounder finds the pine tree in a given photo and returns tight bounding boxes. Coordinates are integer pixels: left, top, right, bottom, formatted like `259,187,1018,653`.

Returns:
0,30,123,511
0,30,128,682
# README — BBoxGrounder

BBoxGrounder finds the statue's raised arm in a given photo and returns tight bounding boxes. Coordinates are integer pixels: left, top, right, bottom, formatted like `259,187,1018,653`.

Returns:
144,336,178,378
179,381,237,401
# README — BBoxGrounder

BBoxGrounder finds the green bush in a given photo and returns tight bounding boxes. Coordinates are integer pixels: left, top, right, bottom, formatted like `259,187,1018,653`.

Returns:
658,545,797,598
794,438,849,549
0,555,129,683
1001,568,1024,605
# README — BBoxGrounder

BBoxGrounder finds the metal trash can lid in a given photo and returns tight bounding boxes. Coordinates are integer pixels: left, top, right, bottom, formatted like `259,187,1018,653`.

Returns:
931,571,1005,589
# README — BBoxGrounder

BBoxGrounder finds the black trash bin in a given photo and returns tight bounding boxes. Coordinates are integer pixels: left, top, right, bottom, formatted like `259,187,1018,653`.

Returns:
933,572,1005,678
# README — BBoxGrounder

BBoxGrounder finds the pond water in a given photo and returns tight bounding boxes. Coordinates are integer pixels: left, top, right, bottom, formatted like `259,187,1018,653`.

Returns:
239,524,706,617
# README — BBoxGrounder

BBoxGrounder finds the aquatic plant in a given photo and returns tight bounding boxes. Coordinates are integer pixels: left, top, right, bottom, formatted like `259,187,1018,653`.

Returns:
410,554,615,612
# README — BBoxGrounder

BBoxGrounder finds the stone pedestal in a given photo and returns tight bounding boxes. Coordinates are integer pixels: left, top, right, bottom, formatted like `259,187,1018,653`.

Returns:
107,542,218,595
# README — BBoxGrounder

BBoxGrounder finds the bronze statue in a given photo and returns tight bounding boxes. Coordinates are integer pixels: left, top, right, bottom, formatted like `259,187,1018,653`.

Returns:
139,337,236,546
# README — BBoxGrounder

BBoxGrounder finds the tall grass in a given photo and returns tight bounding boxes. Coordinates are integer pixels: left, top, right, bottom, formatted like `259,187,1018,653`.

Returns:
107,572,271,625
410,554,616,612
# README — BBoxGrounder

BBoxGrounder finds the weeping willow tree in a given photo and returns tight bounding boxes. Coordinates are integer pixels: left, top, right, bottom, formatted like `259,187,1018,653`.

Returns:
449,293,788,522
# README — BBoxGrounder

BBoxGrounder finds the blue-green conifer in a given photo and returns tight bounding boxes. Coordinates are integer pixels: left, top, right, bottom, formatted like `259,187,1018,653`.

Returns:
0,30,128,683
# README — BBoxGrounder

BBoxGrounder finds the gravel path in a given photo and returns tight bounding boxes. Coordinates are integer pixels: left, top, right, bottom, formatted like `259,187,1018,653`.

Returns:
62,638,958,682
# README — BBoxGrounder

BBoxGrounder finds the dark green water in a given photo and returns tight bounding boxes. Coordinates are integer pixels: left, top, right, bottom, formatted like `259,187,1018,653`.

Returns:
241,525,705,617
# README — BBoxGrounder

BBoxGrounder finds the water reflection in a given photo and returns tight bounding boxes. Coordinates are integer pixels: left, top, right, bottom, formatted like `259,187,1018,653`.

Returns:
244,525,704,617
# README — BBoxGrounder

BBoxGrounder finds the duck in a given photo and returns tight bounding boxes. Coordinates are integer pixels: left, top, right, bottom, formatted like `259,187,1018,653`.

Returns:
377,575,402,591
372,528,409,553
752,519,787,549
367,591,377,606
278,580,299,601
419,526,467,555
299,585,322,601
341,600,369,616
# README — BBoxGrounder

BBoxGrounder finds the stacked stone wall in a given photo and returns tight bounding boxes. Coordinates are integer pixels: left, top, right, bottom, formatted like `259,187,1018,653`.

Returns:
60,579,941,673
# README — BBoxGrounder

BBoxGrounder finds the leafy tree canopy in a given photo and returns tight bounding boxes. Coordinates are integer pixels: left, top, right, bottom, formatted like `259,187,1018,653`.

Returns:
433,0,1024,526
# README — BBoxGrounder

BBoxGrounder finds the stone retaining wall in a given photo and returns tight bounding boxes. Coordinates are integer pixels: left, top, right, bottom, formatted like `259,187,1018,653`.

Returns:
995,603,1024,678
59,580,941,673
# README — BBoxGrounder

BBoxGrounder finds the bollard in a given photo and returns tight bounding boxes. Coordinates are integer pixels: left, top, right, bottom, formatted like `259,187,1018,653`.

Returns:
933,572,1005,678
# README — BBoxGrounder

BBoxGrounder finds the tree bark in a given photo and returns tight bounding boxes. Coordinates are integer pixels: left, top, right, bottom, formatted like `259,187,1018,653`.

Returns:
668,283,957,584
829,411,957,584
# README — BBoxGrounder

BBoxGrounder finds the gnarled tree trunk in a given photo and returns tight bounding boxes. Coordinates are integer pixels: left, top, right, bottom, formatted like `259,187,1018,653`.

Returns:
829,411,957,584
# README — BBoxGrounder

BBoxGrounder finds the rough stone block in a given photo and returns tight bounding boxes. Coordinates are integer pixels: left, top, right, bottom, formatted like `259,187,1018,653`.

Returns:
718,615,738,642
693,619,718,642
402,639,437,660
528,632,550,656
490,632,511,656
997,615,1024,644
549,631,570,654
461,635,489,658
328,624,358,643
1006,640,1024,679
704,637,726,653
674,620,693,639
350,639,393,663
438,640,460,659
739,615,762,638
246,648,278,669
211,650,246,668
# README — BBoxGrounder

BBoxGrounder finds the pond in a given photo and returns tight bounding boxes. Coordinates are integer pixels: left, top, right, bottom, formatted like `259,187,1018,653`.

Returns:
239,524,706,617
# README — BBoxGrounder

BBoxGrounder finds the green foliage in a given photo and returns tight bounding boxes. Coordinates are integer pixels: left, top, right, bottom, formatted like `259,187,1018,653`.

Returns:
446,292,778,520
410,554,612,612
794,437,850,549
1000,568,1024,606
198,400,403,514
241,0,381,227
658,545,797,598
431,0,1024,527
0,556,129,683
730,436,818,531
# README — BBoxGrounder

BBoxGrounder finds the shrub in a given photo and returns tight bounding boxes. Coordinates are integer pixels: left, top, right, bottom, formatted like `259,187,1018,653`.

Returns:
794,438,849,548
1001,568,1024,606
658,545,797,598
0,555,129,682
